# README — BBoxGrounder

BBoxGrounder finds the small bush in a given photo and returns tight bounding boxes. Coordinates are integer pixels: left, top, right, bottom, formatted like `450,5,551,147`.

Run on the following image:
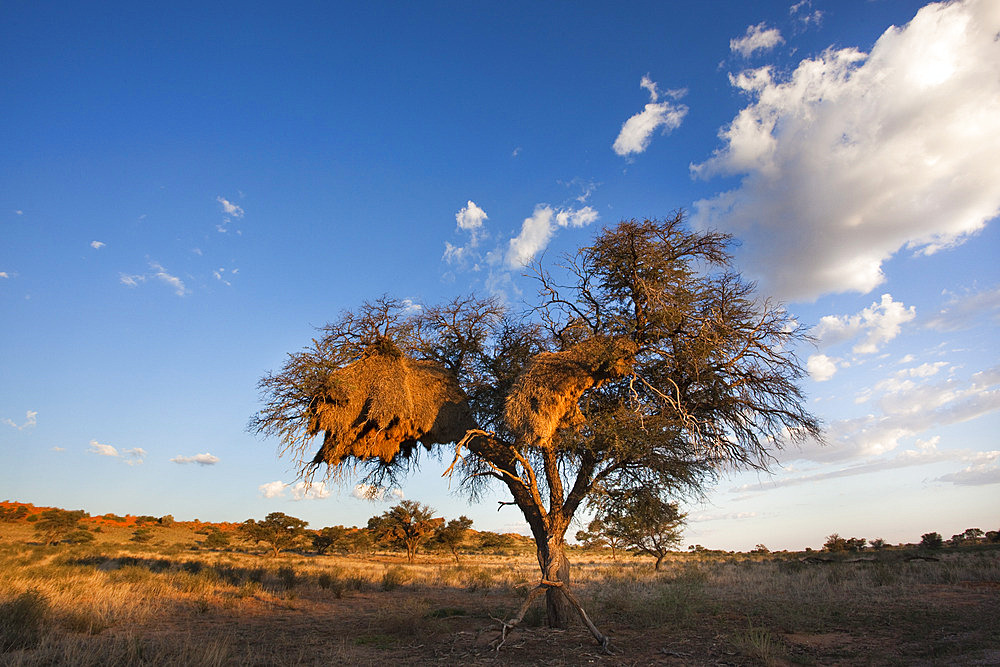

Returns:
381,566,409,591
277,565,297,589
0,589,49,652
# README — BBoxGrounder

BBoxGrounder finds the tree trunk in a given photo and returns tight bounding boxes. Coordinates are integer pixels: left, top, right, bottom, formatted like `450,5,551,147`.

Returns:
538,536,573,628
654,553,664,571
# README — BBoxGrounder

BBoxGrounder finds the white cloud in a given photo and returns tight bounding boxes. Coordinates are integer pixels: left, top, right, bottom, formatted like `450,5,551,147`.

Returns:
506,205,599,268
51,446,66,452
693,0,1000,301
730,22,784,58
88,440,146,465
0,272,8,279
90,241,105,250
789,364,1000,464
445,201,489,266
3,410,37,430
790,1,823,27
351,483,404,501
290,480,330,501
122,262,188,296
216,196,244,218
813,294,915,354
936,452,1000,485
613,76,688,157
259,481,287,498
925,285,1000,331
807,354,838,382
171,452,220,466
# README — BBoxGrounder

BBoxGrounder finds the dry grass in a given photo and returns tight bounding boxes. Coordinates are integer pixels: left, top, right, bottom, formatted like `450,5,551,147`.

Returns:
0,529,997,665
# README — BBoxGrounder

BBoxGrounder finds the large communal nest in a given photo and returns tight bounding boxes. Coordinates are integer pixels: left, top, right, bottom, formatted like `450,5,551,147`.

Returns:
505,336,637,448
307,339,476,466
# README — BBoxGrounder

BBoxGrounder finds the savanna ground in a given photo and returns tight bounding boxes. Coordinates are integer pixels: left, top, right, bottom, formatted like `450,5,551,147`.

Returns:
1,521,998,666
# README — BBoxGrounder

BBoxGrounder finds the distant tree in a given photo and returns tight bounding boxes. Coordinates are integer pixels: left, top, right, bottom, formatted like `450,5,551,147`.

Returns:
34,509,88,546
845,537,867,553
0,506,29,523
203,529,230,549
575,518,627,560
64,529,95,544
986,530,1000,544
598,488,684,570
134,515,158,526
434,516,474,564
920,532,943,549
158,515,175,526
368,501,441,563
824,534,848,552
869,537,887,551
313,525,353,554
477,531,516,552
240,512,309,557
751,544,770,554
130,527,154,543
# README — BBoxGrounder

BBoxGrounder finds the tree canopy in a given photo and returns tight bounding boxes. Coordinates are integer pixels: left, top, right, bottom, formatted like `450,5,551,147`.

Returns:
252,214,820,642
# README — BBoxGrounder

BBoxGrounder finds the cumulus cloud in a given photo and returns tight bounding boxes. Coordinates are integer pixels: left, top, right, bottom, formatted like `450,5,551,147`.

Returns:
90,241,105,250
88,440,146,465
613,76,688,157
506,205,599,268
170,453,220,466
351,484,404,501
0,272,8,279
444,201,489,266
806,354,838,382
813,294,915,354
692,0,1000,301
290,481,330,500
925,285,1000,331
258,481,287,498
3,410,37,430
730,22,784,58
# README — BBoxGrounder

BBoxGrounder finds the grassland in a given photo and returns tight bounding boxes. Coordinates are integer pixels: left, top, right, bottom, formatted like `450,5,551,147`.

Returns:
1,520,998,666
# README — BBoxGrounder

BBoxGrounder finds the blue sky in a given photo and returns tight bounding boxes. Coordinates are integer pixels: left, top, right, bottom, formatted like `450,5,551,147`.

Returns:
2,0,997,551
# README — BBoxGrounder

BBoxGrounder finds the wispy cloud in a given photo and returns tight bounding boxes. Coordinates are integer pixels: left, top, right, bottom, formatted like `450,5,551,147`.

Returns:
90,241,105,250
790,1,823,28
693,0,1000,301
351,484,404,501
0,272,11,279
925,285,1000,332
730,23,784,58
3,410,37,430
506,205,599,268
216,196,244,219
613,75,688,157
170,452,220,466
88,440,146,465
120,261,188,296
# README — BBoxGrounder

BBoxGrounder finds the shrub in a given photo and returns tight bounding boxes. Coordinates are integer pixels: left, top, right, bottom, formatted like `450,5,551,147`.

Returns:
920,532,943,549
0,589,49,652
277,565,297,589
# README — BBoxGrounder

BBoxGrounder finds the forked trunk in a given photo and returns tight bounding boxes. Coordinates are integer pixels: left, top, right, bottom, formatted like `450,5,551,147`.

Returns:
538,535,573,628
654,553,665,570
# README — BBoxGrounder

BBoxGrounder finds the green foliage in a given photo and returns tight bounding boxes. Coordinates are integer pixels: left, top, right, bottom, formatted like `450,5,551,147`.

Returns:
921,532,944,549
0,506,29,523
594,488,684,570
0,589,49,652
824,534,848,552
34,509,88,545
433,516,473,563
202,530,230,549
240,512,309,557
64,529,95,544
368,501,440,563
130,527,155,543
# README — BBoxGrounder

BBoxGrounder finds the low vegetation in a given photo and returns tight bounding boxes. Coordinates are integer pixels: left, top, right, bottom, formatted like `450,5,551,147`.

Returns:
1,501,998,665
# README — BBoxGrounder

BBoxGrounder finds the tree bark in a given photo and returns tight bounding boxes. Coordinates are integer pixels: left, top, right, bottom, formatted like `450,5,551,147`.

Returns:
538,535,573,628
654,553,664,571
